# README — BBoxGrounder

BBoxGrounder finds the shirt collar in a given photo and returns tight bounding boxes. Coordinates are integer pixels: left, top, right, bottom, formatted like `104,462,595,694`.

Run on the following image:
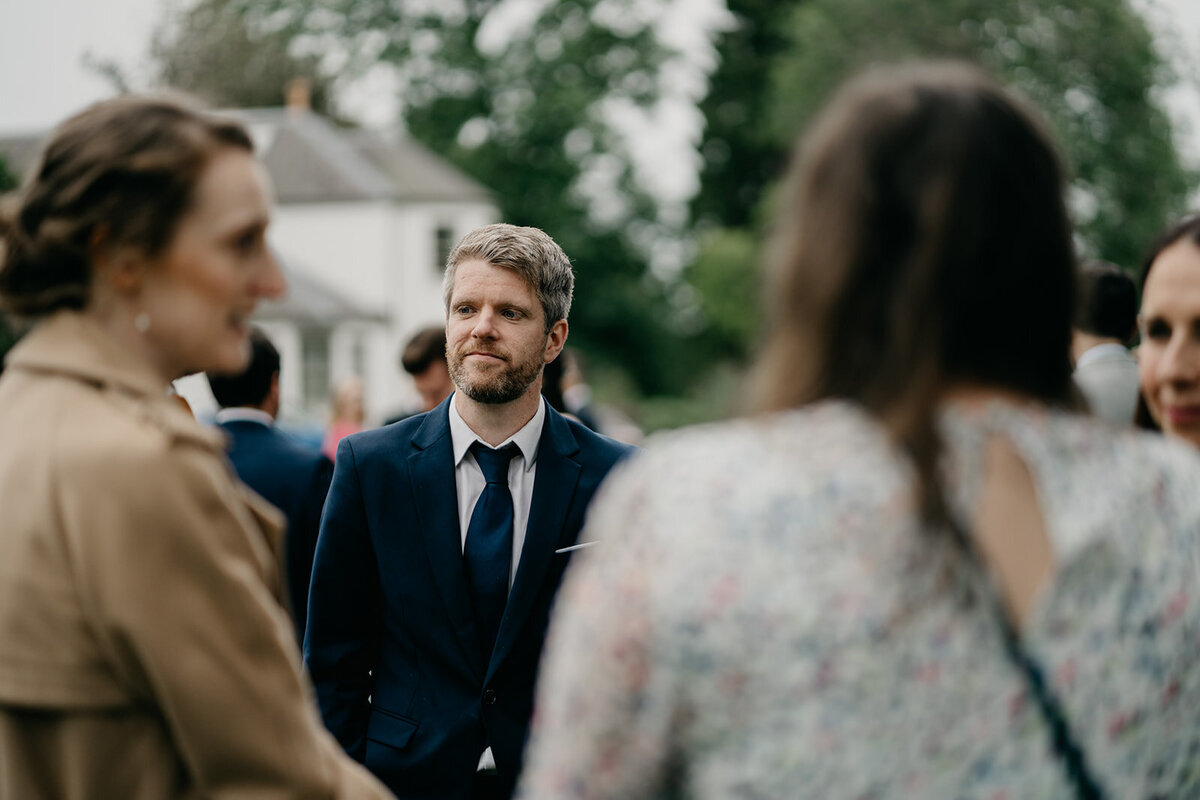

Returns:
214,407,275,427
448,391,545,471
1075,341,1130,370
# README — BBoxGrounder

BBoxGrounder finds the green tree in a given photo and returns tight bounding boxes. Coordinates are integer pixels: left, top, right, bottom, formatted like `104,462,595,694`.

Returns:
768,0,1192,270
0,156,16,193
684,0,1192,391
686,227,760,360
692,0,794,231
151,0,336,113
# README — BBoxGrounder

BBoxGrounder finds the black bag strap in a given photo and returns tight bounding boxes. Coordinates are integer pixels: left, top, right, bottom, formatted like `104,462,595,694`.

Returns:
948,517,1106,800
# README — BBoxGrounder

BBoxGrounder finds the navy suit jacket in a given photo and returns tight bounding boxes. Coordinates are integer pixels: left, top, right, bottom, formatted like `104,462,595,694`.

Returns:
218,418,333,641
305,397,635,799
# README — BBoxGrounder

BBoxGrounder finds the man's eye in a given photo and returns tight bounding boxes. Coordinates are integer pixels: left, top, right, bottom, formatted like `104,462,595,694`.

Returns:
502,309,520,320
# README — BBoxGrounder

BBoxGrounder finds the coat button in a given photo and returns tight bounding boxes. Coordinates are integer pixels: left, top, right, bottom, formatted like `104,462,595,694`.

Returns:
483,689,497,705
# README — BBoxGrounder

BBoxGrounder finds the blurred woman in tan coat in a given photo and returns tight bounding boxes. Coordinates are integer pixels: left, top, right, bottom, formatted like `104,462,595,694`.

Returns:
0,97,392,799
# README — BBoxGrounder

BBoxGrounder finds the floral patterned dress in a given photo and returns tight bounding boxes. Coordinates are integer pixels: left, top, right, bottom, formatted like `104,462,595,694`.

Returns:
516,400,1200,799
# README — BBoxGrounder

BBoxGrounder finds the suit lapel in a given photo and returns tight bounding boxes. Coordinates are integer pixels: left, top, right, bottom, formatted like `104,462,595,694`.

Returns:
487,407,581,681
408,402,484,677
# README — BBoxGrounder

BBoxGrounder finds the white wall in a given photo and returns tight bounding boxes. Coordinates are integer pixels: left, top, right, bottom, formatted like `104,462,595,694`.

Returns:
270,202,394,315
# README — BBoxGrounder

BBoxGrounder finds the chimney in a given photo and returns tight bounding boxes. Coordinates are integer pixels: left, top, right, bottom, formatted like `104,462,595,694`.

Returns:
285,77,311,116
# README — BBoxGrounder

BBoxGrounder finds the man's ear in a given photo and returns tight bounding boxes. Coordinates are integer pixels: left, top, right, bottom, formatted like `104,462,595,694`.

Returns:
88,226,145,296
544,319,568,363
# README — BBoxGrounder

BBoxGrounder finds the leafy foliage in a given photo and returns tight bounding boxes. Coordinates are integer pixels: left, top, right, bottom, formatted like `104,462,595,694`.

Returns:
151,0,337,113
0,156,16,193
691,0,792,231
686,227,761,359
768,0,1193,270
685,0,1194,404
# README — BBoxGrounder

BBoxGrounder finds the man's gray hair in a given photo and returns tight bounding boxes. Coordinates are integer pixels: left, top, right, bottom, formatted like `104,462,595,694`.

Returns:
442,223,574,329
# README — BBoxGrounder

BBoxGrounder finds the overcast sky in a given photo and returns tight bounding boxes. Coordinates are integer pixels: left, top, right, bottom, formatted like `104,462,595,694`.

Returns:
2,0,1199,175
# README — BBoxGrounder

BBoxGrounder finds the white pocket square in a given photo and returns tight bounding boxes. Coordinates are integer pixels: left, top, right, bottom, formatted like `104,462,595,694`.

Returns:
554,541,598,554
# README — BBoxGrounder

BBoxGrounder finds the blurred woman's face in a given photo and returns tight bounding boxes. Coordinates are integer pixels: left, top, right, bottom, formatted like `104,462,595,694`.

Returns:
1138,237,1200,448
138,148,284,380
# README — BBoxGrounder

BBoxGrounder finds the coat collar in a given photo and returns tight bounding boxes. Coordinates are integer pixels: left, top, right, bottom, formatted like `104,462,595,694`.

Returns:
5,311,226,451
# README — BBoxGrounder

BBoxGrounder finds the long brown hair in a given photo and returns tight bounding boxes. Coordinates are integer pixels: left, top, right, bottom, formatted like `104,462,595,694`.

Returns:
755,63,1077,522
0,95,252,317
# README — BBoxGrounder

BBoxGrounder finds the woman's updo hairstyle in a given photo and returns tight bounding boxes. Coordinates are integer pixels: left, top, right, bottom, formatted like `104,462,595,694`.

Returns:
0,95,253,316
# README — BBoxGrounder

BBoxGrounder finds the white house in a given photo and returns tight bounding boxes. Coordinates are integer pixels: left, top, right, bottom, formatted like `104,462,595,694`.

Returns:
231,104,498,423
0,100,498,425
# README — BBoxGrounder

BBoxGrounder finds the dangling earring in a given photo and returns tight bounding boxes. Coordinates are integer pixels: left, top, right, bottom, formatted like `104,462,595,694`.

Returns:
133,312,151,334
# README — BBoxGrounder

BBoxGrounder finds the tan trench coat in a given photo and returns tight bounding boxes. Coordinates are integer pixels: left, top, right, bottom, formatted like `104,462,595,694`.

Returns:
0,312,392,800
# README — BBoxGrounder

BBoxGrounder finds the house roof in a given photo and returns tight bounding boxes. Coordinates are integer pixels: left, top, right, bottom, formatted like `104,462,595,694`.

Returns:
0,107,494,206
255,251,385,324
230,108,494,205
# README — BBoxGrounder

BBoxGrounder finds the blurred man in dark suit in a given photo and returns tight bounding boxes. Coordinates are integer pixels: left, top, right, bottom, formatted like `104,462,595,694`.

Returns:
385,325,456,425
403,325,456,413
1072,261,1140,424
207,327,333,641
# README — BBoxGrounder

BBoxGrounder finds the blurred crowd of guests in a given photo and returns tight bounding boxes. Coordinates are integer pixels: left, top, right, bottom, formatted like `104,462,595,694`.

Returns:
2,59,1200,800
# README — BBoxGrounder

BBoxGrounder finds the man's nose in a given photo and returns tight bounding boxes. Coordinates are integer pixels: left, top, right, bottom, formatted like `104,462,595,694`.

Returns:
471,308,499,338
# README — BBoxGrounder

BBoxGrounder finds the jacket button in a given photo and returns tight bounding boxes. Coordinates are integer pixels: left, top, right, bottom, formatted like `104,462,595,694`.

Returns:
483,689,497,705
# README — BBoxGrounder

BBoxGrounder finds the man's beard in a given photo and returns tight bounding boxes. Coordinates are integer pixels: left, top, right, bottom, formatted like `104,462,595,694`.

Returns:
448,347,544,405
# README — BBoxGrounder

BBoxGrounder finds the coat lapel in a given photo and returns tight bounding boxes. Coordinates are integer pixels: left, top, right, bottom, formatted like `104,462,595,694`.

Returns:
408,403,484,677
486,407,581,681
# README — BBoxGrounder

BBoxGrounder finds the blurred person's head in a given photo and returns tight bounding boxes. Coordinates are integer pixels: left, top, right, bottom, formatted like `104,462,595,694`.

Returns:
442,224,571,406
207,326,281,417
755,62,1076,519
1072,261,1137,361
1136,214,1200,447
0,95,283,381
400,325,453,412
330,375,365,424
560,347,587,391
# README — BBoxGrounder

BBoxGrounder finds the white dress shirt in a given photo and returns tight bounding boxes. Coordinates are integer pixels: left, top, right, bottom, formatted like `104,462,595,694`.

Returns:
1073,342,1140,425
447,392,546,773
448,393,544,587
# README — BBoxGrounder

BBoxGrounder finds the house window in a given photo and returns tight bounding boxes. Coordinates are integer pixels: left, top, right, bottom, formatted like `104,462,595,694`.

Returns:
435,225,454,272
300,325,331,413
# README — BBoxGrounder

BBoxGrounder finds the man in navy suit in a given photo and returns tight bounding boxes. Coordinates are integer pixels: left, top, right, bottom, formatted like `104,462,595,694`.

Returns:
305,224,635,800
207,327,333,642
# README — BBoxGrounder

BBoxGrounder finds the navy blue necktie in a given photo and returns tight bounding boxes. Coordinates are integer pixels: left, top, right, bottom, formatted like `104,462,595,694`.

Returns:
464,442,518,661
